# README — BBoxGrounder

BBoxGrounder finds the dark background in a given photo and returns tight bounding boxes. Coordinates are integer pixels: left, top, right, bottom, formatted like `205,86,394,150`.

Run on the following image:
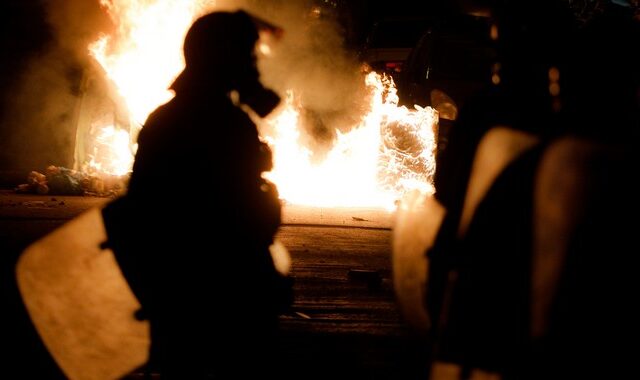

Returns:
0,0,52,175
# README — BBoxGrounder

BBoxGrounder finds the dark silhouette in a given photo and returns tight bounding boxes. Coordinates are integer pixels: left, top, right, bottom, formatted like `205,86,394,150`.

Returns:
101,10,292,378
530,2,640,378
423,0,578,377
422,1,639,378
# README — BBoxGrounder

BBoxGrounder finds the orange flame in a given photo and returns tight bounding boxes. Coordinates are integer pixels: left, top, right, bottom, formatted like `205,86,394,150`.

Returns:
84,1,438,209
263,73,437,209
89,0,217,124
85,124,136,176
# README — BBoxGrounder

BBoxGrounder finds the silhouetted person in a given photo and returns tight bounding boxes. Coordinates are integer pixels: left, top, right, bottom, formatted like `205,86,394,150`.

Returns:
424,0,579,377
531,2,640,378
101,10,292,378
424,1,640,379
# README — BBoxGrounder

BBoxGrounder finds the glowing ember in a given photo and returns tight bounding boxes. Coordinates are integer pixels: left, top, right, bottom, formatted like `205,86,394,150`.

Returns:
83,1,438,209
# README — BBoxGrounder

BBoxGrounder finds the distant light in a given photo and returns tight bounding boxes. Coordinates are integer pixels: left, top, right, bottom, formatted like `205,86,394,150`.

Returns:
491,62,501,85
548,67,560,82
258,42,272,56
548,66,560,96
385,61,403,72
310,6,322,18
548,66,561,111
490,24,499,41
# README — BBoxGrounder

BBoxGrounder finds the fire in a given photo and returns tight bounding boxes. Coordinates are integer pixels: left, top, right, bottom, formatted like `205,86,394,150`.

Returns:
83,1,438,209
85,124,136,176
263,73,437,209
89,0,216,125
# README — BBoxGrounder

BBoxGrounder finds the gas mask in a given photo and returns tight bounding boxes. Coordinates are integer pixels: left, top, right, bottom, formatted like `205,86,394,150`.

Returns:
177,10,283,118
237,77,281,118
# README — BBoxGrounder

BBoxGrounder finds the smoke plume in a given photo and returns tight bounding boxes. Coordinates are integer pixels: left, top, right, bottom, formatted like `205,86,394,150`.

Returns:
238,0,370,158
1,0,368,172
0,0,111,172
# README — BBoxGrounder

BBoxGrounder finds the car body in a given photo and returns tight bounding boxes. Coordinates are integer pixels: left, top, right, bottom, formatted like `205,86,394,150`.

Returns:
358,17,433,81
395,14,495,157
397,14,495,113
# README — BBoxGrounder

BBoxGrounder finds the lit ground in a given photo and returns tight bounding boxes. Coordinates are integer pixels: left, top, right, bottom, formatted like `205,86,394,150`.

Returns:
0,190,429,379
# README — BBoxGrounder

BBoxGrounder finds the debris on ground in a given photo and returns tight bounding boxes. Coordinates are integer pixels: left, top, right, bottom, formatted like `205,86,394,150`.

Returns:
15,165,127,197
294,311,312,319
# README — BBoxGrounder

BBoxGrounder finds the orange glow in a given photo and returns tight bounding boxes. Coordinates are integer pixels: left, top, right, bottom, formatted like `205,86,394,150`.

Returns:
89,0,217,124
84,1,438,208
263,73,437,209
85,125,136,176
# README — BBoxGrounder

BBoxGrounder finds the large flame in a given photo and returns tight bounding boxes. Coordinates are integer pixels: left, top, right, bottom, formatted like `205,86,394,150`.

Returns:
263,73,436,209
90,0,216,124
86,124,136,176
84,1,438,209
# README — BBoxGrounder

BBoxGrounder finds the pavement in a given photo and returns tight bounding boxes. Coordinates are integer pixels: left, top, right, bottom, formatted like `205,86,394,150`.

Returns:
0,189,430,379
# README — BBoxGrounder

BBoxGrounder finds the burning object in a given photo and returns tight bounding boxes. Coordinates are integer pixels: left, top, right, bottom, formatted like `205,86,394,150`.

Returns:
79,1,438,208
262,73,438,209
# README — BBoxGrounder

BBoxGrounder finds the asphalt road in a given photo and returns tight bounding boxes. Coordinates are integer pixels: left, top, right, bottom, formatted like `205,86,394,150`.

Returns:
0,190,430,379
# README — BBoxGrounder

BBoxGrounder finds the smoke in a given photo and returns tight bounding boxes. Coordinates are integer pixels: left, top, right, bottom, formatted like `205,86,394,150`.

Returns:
221,0,371,159
0,0,111,172
44,0,114,57
1,0,368,172
2,51,80,171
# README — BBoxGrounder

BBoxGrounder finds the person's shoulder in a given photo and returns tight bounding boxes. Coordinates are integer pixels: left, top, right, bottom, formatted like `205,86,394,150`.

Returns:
135,100,183,144
144,99,181,126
